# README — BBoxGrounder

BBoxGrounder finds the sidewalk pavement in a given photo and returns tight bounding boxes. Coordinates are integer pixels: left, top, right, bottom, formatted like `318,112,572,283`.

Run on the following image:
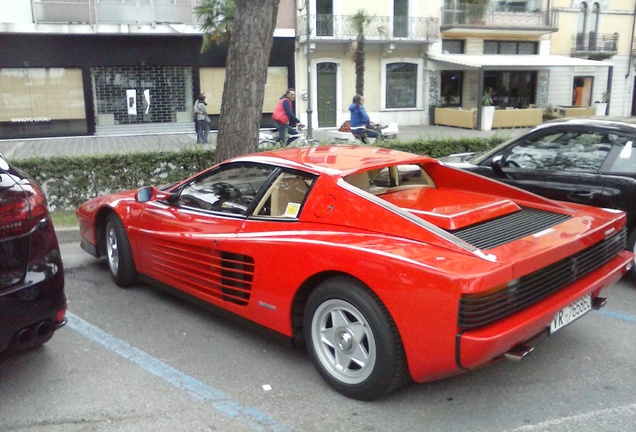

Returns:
0,125,527,161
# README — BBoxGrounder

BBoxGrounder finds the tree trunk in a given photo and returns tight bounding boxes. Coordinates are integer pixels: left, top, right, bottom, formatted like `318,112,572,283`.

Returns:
215,0,280,163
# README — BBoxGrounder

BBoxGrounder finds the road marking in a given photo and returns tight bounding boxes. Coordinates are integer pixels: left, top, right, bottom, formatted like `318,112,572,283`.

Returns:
598,309,636,323
66,311,289,432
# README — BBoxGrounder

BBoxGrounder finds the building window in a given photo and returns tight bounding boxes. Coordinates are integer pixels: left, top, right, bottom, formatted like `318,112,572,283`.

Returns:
484,40,538,54
394,0,409,38
484,71,537,108
385,63,417,108
442,39,464,54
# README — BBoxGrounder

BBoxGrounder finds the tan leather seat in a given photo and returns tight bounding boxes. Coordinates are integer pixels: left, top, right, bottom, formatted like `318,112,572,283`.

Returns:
271,176,309,217
344,171,370,191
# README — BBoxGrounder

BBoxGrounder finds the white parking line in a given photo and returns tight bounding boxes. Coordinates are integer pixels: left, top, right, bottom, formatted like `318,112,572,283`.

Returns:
66,311,290,432
503,403,636,431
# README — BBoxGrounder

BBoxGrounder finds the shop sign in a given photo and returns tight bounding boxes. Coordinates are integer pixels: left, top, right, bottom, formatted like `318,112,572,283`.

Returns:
11,117,51,123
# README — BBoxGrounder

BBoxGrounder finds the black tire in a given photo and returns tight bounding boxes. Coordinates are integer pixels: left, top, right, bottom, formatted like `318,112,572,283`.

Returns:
303,277,409,400
104,213,137,287
628,228,636,280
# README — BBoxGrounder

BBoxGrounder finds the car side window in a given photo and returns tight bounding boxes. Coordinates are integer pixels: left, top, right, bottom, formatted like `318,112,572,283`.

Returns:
504,131,611,172
178,164,276,215
504,132,562,170
553,132,612,172
254,171,315,218
607,138,636,174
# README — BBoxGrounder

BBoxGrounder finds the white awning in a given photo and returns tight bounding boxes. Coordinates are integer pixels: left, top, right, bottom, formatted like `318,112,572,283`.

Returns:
428,53,613,70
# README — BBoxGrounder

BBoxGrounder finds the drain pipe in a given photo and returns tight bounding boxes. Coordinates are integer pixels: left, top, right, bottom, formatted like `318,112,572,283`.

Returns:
625,2,636,115
626,4,636,79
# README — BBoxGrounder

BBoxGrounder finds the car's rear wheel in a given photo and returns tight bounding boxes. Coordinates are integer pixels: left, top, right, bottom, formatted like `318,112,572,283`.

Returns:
105,213,137,287
303,277,409,400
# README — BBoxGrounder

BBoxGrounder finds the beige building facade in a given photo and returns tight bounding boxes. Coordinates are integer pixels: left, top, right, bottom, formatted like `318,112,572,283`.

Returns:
296,0,635,130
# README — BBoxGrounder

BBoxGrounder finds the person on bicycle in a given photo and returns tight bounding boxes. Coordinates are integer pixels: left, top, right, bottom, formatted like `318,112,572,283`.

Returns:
349,94,382,144
272,89,301,145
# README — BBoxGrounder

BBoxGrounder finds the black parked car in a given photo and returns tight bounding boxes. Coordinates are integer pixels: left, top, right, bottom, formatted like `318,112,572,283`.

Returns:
441,118,636,278
0,153,66,354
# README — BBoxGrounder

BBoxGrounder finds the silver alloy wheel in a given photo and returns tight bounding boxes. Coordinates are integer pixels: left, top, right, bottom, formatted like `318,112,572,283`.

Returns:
106,222,119,276
310,298,377,385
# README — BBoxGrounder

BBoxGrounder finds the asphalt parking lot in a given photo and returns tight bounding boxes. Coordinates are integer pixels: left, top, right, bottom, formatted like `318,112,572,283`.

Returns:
0,233,634,432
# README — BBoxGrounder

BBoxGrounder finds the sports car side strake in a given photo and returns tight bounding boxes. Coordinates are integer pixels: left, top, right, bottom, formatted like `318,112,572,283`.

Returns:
76,145,633,400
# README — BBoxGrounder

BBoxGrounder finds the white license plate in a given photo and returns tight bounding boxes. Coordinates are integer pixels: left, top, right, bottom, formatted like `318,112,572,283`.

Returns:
549,293,592,334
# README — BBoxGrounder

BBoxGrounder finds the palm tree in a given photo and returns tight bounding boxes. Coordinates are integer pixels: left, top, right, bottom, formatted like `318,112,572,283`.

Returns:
194,0,237,52
351,10,373,96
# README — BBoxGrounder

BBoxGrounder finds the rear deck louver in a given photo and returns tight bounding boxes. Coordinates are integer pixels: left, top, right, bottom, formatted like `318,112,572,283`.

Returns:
449,207,572,250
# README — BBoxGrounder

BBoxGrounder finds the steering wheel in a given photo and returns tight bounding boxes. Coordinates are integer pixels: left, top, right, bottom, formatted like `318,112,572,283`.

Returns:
504,159,521,168
212,182,242,199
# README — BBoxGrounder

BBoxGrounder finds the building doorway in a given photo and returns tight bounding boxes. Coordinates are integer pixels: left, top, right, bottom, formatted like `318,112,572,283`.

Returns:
317,62,337,127
573,76,593,107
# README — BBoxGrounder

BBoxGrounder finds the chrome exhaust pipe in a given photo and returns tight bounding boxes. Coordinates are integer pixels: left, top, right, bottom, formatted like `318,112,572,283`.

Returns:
15,327,35,350
592,296,608,310
35,321,54,343
504,344,535,362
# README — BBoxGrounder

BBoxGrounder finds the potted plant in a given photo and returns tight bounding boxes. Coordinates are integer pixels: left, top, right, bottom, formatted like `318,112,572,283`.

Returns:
594,90,610,116
481,91,495,130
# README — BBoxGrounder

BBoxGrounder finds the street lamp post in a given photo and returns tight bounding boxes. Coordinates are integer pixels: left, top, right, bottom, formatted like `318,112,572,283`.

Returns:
299,0,313,138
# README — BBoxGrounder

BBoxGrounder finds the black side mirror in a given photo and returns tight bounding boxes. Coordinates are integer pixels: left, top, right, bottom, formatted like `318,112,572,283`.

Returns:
490,155,509,179
135,186,154,203
136,186,179,204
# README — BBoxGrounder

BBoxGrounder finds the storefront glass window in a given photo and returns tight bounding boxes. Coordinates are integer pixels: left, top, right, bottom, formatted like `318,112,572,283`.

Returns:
91,66,193,126
0,68,86,139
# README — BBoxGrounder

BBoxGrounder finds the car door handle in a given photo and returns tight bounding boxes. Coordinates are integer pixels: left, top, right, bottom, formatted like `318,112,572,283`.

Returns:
571,191,595,199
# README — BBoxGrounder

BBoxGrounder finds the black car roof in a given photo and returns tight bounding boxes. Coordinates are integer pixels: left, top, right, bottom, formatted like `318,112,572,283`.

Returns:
539,117,636,134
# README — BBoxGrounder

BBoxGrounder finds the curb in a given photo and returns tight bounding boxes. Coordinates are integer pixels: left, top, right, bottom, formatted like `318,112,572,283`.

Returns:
55,226,80,244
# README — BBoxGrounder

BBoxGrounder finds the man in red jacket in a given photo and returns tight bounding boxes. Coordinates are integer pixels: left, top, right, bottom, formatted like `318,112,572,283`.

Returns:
272,89,301,145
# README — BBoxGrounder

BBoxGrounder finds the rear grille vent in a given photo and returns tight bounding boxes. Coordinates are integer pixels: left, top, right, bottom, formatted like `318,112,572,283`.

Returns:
458,228,626,329
449,207,572,250
150,240,254,306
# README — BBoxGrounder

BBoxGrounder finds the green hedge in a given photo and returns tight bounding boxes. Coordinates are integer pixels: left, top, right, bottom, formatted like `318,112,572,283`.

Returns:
13,137,504,211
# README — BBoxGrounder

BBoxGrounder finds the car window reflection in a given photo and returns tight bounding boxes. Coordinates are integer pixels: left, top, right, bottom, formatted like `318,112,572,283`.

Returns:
178,164,276,215
504,131,612,172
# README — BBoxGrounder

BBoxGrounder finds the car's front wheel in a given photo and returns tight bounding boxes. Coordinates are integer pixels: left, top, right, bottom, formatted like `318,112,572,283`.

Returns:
104,213,137,287
303,277,409,400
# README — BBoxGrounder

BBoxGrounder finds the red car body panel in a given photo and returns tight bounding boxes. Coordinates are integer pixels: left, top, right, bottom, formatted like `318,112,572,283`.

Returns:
76,145,633,385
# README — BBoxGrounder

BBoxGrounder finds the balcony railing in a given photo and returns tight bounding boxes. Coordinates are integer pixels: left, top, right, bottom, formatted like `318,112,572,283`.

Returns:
298,14,440,43
441,5,553,29
32,0,197,27
571,33,618,59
